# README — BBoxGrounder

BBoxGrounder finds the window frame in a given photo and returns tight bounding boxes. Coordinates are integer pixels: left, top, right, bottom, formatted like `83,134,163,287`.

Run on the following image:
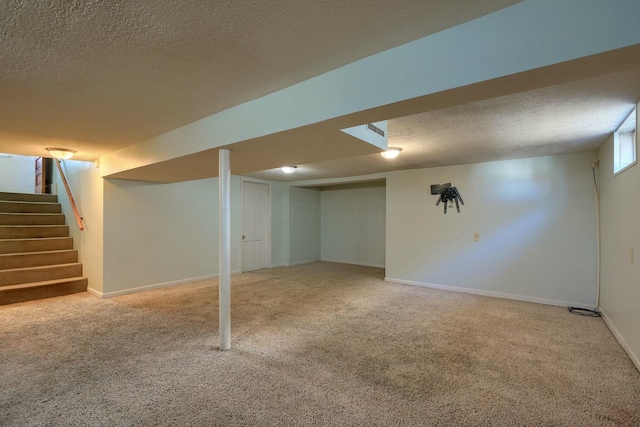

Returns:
613,107,637,176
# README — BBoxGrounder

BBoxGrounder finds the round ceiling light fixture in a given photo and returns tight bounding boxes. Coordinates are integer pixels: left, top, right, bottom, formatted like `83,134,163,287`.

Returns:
281,166,297,174
380,147,402,159
46,147,76,160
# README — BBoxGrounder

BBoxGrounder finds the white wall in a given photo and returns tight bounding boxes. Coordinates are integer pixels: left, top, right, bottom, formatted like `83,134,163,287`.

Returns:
101,175,292,295
598,121,640,369
102,176,238,295
0,154,36,193
53,160,104,293
320,181,386,268
289,186,321,265
271,181,290,267
386,152,598,307
54,150,607,314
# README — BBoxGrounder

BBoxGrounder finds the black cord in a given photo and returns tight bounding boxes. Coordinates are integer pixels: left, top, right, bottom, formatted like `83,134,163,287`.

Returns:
568,306,601,317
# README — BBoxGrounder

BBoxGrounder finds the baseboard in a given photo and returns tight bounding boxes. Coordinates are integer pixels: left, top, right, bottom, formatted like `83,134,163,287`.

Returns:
321,258,385,269
86,287,103,298
91,271,241,299
289,259,320,267
270,263,290,268
384,277,596,310
600,309,640,373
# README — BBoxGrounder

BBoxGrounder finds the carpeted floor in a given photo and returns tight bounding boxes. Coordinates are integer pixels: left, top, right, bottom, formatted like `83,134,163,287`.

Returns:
1,262,639,426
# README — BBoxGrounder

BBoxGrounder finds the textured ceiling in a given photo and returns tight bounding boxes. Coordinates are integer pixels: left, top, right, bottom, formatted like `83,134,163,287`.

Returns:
247,67,640,182
0,0,521,160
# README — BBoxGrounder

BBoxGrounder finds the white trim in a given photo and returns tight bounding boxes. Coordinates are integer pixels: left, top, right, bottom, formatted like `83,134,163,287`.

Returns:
237,176,274,186
270,263,290,268
240,178,272,273
384,277,596,309
321,258,385,269
613,107,637,176
87,271,241,299
86,287,103,298
613,159,637,176
289,259,320,267
289,172,388,189
600,309,640,373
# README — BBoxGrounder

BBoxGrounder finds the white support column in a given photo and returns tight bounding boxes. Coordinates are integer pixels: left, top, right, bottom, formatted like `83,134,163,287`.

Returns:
218,149,231,350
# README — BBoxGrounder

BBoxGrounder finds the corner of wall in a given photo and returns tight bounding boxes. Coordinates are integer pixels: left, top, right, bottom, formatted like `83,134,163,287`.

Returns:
54,160,105,295
597,101,640,372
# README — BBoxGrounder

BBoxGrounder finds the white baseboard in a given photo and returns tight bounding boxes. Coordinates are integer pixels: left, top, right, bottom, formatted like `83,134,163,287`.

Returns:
270,263,290,268
384,277,596,310
600,309,640,373
86,287,103,298
89,271,241,298
289,259,320,267
321,258,385,269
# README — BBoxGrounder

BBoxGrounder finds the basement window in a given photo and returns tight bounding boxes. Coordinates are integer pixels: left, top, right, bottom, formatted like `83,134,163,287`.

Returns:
614,108,636,175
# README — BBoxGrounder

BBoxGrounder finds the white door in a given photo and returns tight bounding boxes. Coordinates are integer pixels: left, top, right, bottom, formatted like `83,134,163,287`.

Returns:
242,181,270,272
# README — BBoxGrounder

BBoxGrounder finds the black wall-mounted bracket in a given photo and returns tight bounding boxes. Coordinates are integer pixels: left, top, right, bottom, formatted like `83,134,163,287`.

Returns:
430,183,451,195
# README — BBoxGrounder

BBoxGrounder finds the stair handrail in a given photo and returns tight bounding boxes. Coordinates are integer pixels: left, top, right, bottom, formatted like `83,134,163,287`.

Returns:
53,158,85,231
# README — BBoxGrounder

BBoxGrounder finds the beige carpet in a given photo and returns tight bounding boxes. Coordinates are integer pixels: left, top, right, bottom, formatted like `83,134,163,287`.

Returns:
1,262,639,426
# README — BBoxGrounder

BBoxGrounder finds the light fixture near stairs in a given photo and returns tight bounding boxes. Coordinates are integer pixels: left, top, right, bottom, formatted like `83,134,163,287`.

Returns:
0,191,87,305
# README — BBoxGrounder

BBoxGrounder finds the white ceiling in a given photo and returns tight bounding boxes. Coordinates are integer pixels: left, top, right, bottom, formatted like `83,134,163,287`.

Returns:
2,0,639,183
0,0,522,160
246,67,640,182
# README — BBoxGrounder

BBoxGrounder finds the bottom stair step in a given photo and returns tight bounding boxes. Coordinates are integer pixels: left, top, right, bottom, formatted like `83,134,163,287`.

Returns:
0,277,87,305
0,263,83,286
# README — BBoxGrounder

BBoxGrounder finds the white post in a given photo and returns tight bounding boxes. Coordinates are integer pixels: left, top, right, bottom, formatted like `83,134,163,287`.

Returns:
219,149,231,350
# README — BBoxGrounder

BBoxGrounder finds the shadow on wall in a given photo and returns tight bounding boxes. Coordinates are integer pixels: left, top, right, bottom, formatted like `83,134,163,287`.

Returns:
0,154,38,194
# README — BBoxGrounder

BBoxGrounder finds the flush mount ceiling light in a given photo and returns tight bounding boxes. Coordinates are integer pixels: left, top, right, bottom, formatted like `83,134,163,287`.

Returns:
281,166,297,174
381,147,402,159
46,147,76,160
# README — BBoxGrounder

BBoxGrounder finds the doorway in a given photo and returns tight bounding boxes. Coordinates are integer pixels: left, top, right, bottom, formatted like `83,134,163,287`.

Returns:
35,157,54,194
241,179,271,272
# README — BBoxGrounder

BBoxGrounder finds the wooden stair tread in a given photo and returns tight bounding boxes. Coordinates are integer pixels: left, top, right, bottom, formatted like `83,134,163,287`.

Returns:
0,262,83,287
0,201,59,207
0,201,62,214
0,276,87,304
0,249,78,270
0,237,70,243
0,262,81,273
1,276,87,291
0,224,67,229
0,224,67,228
0,237,73,255
0,193,85,304
0,249,76,257
0,192,57,203
0,212,64,216
0,200,60,205
0,225,70,239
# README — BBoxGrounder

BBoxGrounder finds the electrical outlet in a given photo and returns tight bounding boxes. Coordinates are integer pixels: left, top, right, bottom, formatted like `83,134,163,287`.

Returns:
473,233,480,242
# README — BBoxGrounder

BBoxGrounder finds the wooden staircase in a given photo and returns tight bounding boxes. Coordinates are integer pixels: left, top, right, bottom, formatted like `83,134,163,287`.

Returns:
0,191,87,305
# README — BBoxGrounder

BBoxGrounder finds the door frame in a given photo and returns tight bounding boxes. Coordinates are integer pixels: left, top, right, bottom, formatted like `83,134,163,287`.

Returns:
240,177,272,273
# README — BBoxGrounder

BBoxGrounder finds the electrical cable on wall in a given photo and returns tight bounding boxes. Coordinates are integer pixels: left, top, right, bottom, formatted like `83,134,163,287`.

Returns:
568,160,601,317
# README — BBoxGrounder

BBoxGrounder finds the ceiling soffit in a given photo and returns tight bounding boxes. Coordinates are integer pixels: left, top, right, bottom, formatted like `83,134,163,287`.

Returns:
0,0,522,159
